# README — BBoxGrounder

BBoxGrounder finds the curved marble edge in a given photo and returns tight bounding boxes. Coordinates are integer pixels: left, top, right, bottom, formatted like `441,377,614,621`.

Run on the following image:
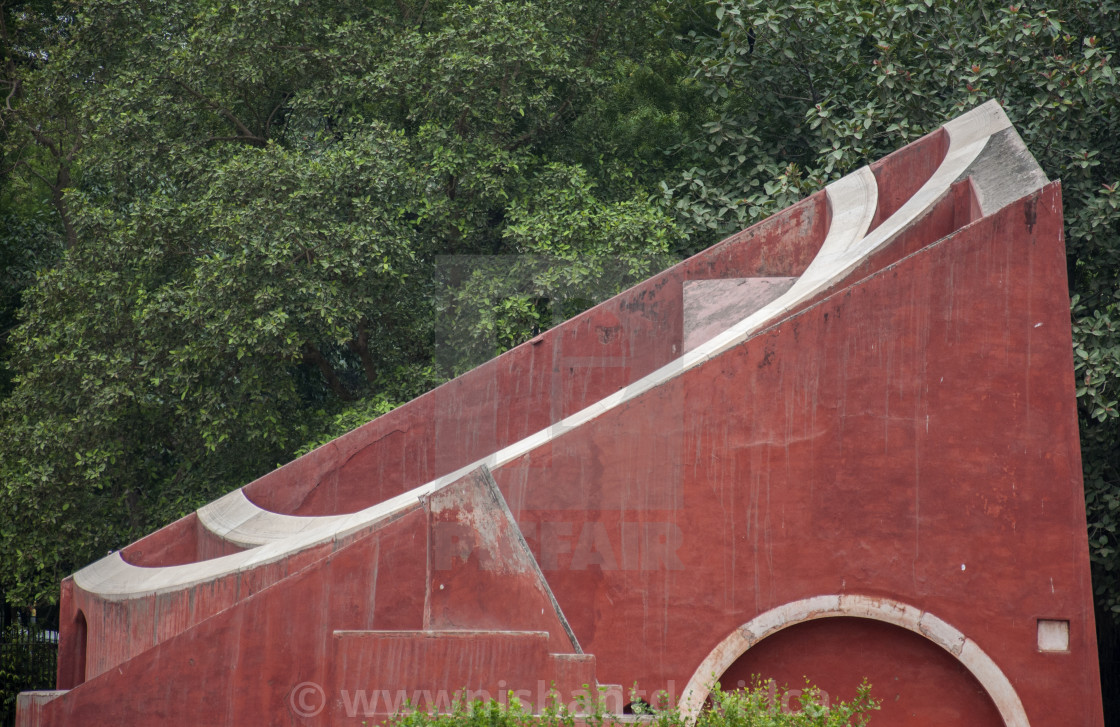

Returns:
195,489,346,549
76,485,436,598
76,100,1024,601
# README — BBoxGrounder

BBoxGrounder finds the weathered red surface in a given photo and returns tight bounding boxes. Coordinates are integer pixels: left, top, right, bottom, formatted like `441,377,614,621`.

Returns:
241,189,831,517
867,128,949,231
39,470,594,726
329,631,597,722
43,508,426,724
23,110,1105,727
120,511,248,567
496,183,1098,725
426,472,578,654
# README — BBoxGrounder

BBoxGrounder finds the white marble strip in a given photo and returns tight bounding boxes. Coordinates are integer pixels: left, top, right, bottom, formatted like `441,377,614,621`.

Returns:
75,100,1029,600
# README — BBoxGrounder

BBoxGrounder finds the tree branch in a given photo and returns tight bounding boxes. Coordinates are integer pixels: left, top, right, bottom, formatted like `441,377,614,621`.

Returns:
347,320,379,385
26,126,80,248
52,161,78,249
205,134,269,146
264,92,291,138
505,97,572,151
302,343,354,401
0,2,20,119
165,76,267,147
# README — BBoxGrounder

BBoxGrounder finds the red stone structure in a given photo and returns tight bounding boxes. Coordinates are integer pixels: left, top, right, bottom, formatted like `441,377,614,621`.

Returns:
18,102,1106,726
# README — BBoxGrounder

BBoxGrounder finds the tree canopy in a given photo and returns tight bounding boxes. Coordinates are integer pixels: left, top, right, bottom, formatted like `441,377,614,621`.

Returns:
0,0,1116,623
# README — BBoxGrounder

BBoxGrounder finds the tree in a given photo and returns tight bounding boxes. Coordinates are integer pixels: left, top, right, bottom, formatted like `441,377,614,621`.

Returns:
0,0,701,604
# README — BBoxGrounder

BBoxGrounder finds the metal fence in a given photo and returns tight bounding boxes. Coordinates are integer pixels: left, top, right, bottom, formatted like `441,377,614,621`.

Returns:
0,605,58,727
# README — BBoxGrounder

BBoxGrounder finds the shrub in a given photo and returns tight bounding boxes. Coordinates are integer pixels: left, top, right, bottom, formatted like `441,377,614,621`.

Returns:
380,680,878,727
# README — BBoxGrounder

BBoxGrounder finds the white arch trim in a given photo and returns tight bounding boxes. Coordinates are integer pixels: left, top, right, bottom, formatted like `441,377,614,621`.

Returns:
678,594,1029,727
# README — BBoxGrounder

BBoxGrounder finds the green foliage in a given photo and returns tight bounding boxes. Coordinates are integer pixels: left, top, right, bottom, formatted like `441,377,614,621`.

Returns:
0,203,62,398
0,620,56,721
292,363,442,459
667,0,1120,241
378,681,877,727
436,163,680,374
1074,298,1120,615
697,680,878,727
0,0,692,604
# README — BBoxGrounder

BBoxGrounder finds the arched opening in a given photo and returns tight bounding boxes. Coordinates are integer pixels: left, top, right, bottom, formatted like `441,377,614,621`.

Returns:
679,595,1029,727
719,617,1002,725
69,610,87,687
